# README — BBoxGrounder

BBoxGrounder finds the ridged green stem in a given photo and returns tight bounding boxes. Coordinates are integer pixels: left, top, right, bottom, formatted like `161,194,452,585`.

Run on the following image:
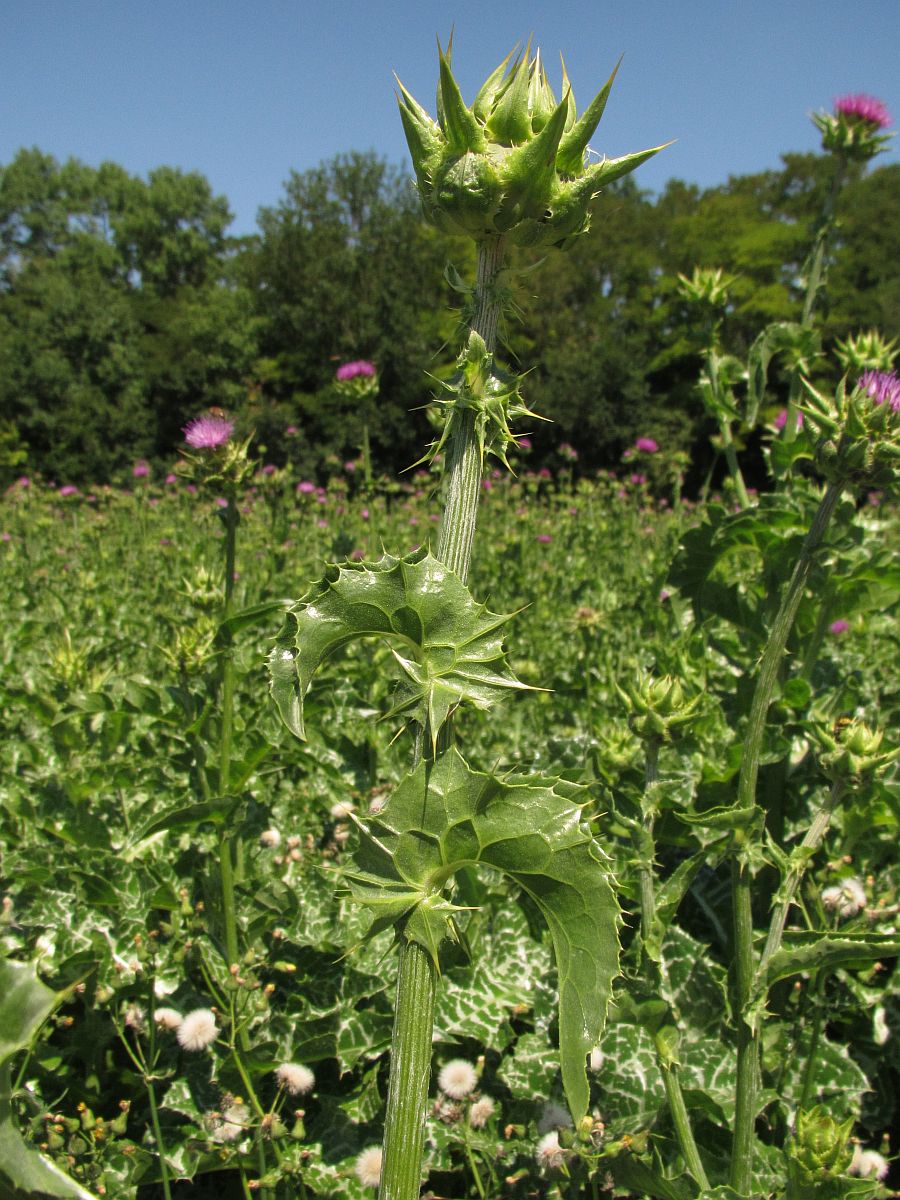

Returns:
379,237,507,1200
639,741,709,1191
218,498,241,975
730,479,843,1194
379,939,439,1200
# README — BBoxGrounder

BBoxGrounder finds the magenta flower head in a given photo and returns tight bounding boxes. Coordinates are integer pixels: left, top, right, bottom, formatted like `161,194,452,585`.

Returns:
183,413,234,450
813,94,894,160
834,94,892,130
635,437,659,454
58,485,78,497
857,369,900,413
829,619,850,635
336,360,376,382
133,459,150,478
774,408,804,432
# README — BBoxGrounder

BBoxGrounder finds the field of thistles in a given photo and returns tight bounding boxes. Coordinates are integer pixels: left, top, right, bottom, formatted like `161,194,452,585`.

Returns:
0,58,898,1200
0,451,897,1199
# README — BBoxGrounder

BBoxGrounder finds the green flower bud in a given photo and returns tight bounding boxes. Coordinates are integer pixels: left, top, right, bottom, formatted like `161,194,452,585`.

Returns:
814,719,898,790
397,41,669,249
787,1106,854,1183
834,329,898,375
800,371,900,490
616,673,703,743
676,266,737,311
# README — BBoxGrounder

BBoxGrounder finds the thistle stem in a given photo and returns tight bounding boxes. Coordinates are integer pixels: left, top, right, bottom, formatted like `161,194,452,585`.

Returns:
380,237,506,1200
218,497,241,975
638,741,709,1191
379,939,438,1200
730,479,843,1195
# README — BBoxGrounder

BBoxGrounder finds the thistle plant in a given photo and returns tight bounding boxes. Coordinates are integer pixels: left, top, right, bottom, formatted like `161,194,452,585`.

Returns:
270,39,666,1200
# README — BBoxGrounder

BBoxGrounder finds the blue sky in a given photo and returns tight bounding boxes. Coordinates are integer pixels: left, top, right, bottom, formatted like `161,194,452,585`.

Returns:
4,0,898,236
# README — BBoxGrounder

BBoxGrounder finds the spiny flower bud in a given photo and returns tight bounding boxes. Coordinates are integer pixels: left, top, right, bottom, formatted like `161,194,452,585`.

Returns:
787,1106,854,1183
834,329,898,375
814,719,898,789
800,370,900,490
397,40,668,250
676,266,737,311
811,94,894,162
616,673,703,742
423,330,544,469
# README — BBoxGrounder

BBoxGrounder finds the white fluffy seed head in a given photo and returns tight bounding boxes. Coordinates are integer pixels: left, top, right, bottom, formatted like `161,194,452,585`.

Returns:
354,1146,383,1188
438,1058,478,1099
259,828,282,848
590,1047,604,1072
207,1101,250,1143
329,800,356,820
822,877,867,920
176,1008,218,1051
469,1095,495,1128
535,1131,566,1169
154,1006,183,1031
850,1146,889,1181
538,1102,573,1133
275,1062,315,1095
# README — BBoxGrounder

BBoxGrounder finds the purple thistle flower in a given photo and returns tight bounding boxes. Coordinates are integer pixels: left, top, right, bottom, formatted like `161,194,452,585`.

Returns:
165,473,178,484
635,437,659,453
857,369,900,412
183,414,234,449
58,485,78,497
133,459,150,478
536,533,553,543
15,476,30,488
285,425,299,436
834,94,892,130
336,360,376,382
829,618,850,635
774,408,804,431
297,480,315,494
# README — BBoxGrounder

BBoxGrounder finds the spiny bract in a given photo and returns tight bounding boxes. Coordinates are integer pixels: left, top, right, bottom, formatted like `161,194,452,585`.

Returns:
396,39,669,250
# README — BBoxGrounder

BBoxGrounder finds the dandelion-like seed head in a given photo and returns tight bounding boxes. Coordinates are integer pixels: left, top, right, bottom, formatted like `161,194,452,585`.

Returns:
329,800,356,820
207,1101,250,1144
469,1095,495,1128
849,1145,889,1181
176,1007,219,1051
259,828,282,848
821,877,867,920
183,414,234,450
834,94,892,130
154,1006,183,1031
275,1062,315,1096
535,1130,566,1169
438,1058,478,1099
354,1146,383,1188
538,1102,574,1133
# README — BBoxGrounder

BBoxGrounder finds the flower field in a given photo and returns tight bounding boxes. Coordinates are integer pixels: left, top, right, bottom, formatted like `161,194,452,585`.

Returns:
1,453,898,1199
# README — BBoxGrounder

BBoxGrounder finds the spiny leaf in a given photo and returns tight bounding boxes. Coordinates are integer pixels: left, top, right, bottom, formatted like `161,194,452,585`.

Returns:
0,961,99,1199
267,548,531,752
346,748,621,1123
758,932,900,994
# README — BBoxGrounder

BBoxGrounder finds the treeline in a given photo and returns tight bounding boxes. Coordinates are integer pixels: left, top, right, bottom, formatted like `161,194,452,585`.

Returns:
1,146,897,485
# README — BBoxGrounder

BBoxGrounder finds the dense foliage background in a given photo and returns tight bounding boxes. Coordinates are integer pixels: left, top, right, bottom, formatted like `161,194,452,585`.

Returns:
1,146,898,487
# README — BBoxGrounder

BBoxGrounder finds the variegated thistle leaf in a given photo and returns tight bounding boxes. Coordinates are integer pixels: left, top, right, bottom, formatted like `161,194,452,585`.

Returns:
268,548,532,751
344,747,621,1123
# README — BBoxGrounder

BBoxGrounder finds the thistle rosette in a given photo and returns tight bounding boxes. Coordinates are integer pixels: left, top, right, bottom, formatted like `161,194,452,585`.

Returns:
396,41,668,249
616,673,704,743
800,369,900,490
812,94,894,162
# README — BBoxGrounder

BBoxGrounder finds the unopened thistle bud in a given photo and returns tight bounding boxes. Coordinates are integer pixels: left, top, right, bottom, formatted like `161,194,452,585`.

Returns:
815,719,898,789
616,673,703,742
834,329,898,375
676,266,737,311
787,1106,854,1184
397,40,668,250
